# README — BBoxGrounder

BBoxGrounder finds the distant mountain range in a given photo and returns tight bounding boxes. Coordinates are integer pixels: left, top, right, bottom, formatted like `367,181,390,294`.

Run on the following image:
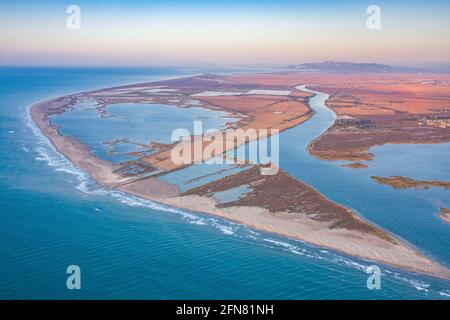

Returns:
287,61,431,73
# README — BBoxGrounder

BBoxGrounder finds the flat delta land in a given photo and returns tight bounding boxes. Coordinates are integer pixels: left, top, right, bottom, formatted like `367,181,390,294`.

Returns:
31,71,450,279
222,72,450,161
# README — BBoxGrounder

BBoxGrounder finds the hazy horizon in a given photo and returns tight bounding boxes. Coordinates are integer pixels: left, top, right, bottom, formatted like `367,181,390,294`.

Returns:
1,0,450,67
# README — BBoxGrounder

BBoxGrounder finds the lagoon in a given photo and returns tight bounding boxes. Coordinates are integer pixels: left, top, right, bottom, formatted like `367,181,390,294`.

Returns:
1,67,449,299
51,101,238,164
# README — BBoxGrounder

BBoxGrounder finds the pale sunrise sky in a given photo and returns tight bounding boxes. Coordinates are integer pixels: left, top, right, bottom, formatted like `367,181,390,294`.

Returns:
1,0,449,66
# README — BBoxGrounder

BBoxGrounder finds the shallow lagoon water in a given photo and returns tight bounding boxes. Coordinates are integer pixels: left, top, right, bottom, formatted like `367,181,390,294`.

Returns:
0,68,449,299
212,185,253,204
158,162,251,193
52,101,238,164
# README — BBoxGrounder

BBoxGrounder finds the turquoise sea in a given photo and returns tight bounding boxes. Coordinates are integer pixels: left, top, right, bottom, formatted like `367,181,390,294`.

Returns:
0,67,449,299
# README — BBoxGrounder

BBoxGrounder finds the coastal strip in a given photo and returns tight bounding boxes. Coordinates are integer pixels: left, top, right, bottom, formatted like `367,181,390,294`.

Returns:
30,75,450,280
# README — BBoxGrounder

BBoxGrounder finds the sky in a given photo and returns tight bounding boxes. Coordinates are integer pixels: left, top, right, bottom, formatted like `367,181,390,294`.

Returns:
1,0,449,67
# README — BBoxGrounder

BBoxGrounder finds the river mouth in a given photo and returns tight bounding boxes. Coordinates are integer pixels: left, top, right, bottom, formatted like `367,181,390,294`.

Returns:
280,87,450,271
26,71,450,297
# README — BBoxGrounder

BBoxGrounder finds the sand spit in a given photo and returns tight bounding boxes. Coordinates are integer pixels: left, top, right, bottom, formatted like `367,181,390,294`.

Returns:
30,76,450,280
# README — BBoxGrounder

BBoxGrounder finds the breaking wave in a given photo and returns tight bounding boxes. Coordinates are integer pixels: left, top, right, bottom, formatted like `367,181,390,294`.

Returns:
24,105,449,299
25,105,92,192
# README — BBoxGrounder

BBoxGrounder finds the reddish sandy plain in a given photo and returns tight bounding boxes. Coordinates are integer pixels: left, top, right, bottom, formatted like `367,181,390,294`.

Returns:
224,72,450,160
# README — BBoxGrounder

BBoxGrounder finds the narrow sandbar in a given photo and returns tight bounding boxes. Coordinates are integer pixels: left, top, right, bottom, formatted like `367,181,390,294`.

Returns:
30,76,450,280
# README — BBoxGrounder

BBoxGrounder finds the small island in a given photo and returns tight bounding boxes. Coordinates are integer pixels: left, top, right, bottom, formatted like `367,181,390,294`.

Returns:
372,176,450,190
340,163,368,169
438,208,450,225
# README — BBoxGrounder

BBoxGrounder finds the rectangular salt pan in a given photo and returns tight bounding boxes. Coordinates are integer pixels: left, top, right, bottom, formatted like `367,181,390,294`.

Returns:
246,90,291,96
192,91,244,97
192,90,291,97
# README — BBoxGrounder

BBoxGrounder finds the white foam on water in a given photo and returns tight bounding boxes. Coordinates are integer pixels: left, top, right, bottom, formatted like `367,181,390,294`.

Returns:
25,106,242,238
392,272,431,292
337,258,372,273
260,237,376,273
24,104,447,299
259,234,446,297
216,225,235,235
439,290,450,297
263,238,293,248
261,238,312,257
260,237,368,267
189,220,207,226
108,190,238,236
109,191,182,214
25,105,93,192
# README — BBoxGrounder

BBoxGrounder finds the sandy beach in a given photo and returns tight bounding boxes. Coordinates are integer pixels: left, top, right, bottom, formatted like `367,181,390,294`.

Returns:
30,79,450,281
117,172,450,280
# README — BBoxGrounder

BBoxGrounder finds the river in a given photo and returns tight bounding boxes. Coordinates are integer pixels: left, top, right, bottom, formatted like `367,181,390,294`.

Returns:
0,68,448,299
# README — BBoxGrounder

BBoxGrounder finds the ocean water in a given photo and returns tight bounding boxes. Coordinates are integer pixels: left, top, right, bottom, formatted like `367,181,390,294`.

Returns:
0,67,449,299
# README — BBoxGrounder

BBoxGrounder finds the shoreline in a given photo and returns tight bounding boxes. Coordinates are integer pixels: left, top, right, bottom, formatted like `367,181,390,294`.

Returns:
30,77,450,281
118,177,450,280
438,208,450,225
